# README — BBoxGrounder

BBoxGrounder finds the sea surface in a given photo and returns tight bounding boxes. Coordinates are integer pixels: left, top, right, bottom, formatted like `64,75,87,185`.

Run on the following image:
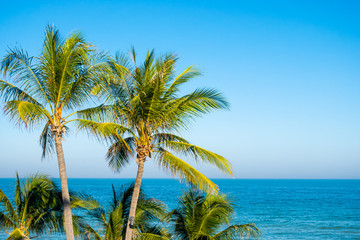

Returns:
0,179,359,239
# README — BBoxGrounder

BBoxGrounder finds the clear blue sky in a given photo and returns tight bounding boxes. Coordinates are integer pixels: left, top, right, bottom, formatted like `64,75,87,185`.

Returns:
0,0,359,179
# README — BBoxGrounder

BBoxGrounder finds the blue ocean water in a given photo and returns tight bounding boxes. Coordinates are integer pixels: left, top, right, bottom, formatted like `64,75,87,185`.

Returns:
0,179,359,239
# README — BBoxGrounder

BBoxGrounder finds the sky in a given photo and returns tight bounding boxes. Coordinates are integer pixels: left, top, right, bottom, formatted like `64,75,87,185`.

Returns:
0,0,359,179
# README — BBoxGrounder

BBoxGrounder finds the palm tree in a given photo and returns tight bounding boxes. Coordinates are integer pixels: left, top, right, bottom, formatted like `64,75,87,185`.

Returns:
0,26,105,240
77,49,232,239
76,184,169,240
169,189,260,240
0,174,69,239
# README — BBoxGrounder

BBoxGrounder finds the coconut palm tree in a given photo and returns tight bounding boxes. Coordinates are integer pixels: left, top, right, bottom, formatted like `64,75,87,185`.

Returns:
0,26,105,240
77,49,232,239
76,183,169,240
170,189,260,240
0,174,70,239
0,174,98,240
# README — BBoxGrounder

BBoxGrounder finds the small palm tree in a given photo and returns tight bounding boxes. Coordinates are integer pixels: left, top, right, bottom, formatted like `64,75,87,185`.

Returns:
0,26,105,240
77,184,169,240
0,174,67,239
77,49,232,239
170,189,261,240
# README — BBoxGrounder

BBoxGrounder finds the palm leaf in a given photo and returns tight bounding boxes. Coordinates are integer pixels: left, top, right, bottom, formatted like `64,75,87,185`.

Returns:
6,228,30,240
154,148,219,193
213,223,261,240
1,47,53,113
0,190,17,226
83,224,103,240
52,30,90,108
152,133,189,145
0,80,38,103
164,88,229,129
165,65,201,96
76,104,118,123
160,141,232,176
39,120,55,158
196,194,234,235
0,212,15,230
61,63,103,110
3,100,50,127
14,174,23,219
71,193,101,211
106,137,136,171
77,119,133,142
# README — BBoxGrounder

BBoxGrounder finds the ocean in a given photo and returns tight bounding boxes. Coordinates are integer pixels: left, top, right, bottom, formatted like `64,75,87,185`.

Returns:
0,179,359,239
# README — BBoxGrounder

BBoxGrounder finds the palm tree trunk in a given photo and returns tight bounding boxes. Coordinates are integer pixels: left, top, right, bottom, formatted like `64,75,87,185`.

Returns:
54,135,75,240
125,158,145,240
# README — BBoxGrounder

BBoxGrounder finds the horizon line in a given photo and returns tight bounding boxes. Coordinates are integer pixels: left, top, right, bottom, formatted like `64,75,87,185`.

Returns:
0,177,359,180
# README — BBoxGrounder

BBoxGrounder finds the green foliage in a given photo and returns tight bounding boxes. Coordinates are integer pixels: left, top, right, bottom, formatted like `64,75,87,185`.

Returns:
0,25,107,157
170,189,261,240
0,174,98,239
0,174,65,239
78,49,232,193
78,184,168,240
0,176,260,240
136,188,261,240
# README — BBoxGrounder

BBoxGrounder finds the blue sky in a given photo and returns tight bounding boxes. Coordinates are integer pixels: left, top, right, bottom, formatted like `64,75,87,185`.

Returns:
0,0,359,179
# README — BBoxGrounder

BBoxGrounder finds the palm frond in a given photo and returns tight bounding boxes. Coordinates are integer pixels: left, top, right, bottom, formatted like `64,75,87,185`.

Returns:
0,80,38,103
213,223,261,240
107,53,132,89
39,120,55,158
38,25,63,103
1,47,53,112
76,104,117,123
136,198,167,225
164,88,229,129
51,29,91,109
72,215,90,238
171,208,190,240
0,212,15,231
165,65,201,97
82,224,103,240
154,148,218,193
196,194,234,235
86,206,107,227
71,193,101,211
6,228,30,240
161,141,232,176
14,173,23,216
0,190,17,225
106,137,135,171
77,119,133,142
3,100,50,128
61,52,109,111
130,46,137,66
152,133,189,146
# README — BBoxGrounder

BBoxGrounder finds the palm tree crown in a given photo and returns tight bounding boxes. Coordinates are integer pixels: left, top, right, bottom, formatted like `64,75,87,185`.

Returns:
0,174,65,239
79,49,232,192
0,25,103,154
170,189,261,240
